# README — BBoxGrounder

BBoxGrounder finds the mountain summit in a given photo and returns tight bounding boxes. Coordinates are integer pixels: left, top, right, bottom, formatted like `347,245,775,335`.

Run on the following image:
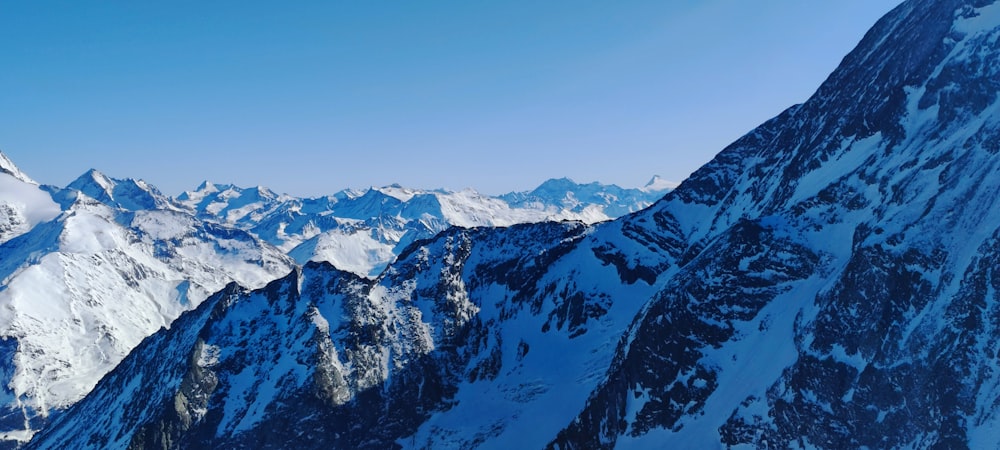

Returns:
64,169,181,212
29,0,1000,448
0,151,36,185
640,175,677,192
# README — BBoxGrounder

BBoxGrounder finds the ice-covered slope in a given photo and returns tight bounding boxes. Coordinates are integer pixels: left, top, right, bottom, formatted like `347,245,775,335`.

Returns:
0,168,296,447
29,0,1000,448
179,178,670,276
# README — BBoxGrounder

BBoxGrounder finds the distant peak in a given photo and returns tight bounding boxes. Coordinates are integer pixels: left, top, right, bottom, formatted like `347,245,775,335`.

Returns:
196,180,216,191
0,150,37,184
641,175,678,192
376,183,422,202
177,180,219,202
70,169,115,192
537,177,578,189
249,185,275,197
82,168,108,180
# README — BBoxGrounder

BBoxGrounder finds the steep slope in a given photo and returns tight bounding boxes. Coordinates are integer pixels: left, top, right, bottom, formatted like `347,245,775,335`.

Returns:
29,0,1000,448
555,0,1000,447
29,219,676,449
0,161,670,447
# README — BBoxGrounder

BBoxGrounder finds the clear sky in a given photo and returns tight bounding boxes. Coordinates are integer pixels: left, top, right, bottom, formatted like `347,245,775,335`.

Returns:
1,1,903,197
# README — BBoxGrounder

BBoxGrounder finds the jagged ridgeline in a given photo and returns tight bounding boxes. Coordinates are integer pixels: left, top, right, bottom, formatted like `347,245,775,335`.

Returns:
0,146,668,447
24,0,1000,448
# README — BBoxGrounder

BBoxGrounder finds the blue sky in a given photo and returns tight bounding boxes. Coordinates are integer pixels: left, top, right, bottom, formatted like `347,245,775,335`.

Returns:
1,1,902,196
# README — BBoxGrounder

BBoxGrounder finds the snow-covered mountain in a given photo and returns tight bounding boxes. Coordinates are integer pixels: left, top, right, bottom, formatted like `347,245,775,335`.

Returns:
61,169,183,213
500,176,676,218
0,153,668,447
177,178,670,276
0,154,37,186
28,0,1000,448
0,162,297,447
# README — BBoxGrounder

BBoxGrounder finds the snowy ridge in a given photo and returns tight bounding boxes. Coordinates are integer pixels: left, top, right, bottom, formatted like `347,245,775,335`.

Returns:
64,169,182,213
179,177,671,276
29,220,670,449
27,0,1000,448
0,158,669,446
500,177,666,219
0,171,296,446
0,152,36,185
639,175,678,193
558,0,1000,447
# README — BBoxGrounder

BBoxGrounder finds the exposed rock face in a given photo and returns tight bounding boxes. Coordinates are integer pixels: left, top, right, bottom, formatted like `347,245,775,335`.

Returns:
550,1,1000,448
30,220,670,449
552,219,820,448
26,0,1000,448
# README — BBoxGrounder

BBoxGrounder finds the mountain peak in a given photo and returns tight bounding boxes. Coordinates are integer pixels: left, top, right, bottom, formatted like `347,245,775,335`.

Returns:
196,180,216,191
65,169,175,212
376,183,419,202
68,169,115,197
81,168,114,188
641,175,677,192
176,181,220,203
0,151,38,184
249,185,276,199
538,177,577,187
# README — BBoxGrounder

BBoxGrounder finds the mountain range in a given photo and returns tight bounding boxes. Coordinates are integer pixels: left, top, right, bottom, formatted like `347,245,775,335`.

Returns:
177,175,674,277
13,0,1000,448
0,151,670,447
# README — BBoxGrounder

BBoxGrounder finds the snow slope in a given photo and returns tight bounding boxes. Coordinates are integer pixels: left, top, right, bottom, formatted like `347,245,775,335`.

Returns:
0,155,670,447
29,1,1000,449
28,218,673,449
0,167,296,447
